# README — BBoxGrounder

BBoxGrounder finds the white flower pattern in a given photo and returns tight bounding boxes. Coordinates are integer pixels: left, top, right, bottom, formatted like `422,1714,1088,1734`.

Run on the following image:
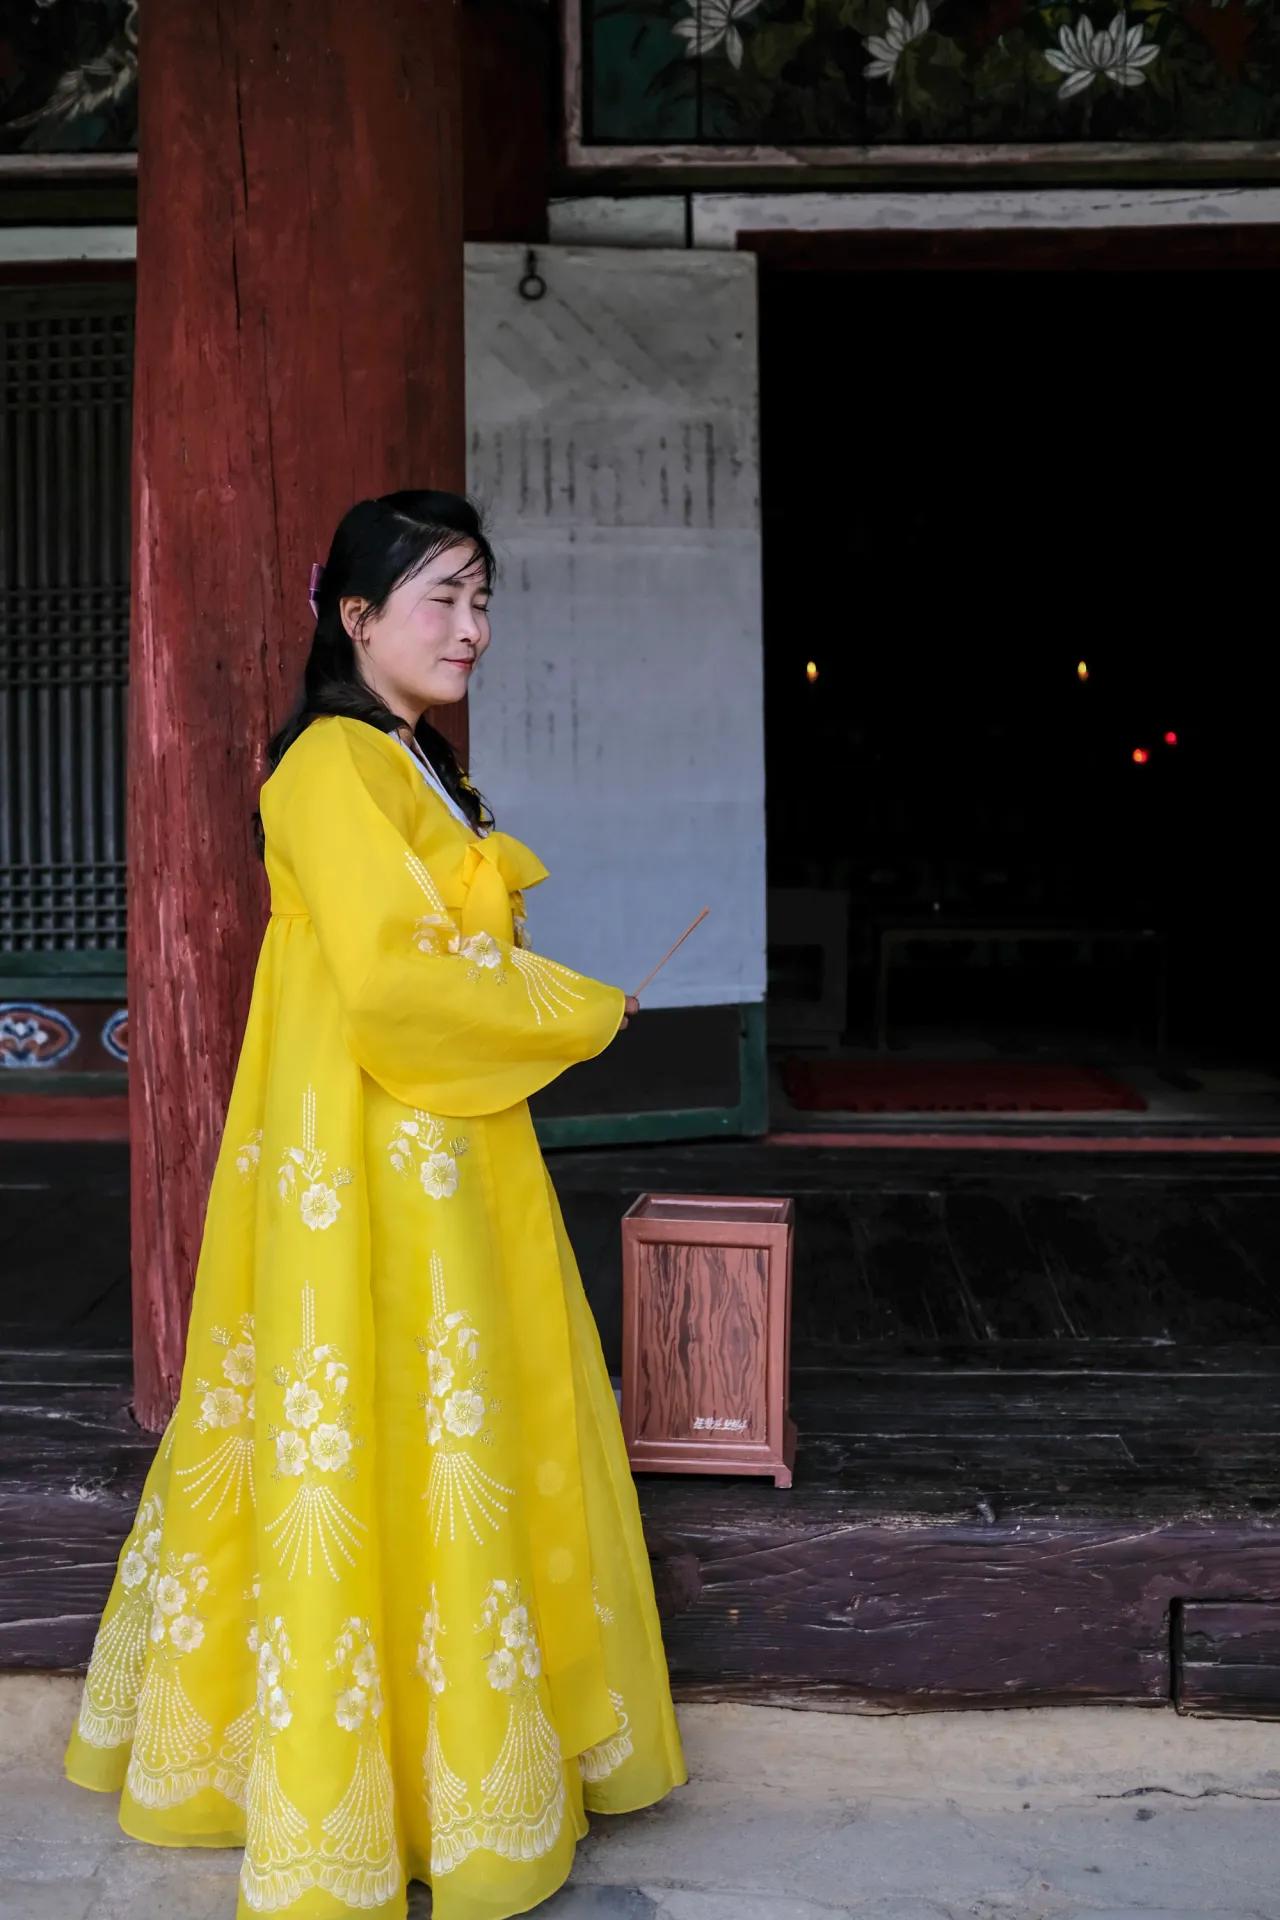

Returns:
310,1423,353,1473
415,1586,483,1874
672,0,763,68
416,1251,513,1546
234,1128,262,1179
276,1086,353,1228
222,1343,255,1387
176,1315,256,1519
238,1613,311,1908
443,1388,485,1438
579,1579,635,1788
474,1577,565,1857
864,0,931,78
284,1382,322,1429
80,1485,163,1771
322,1619,399,1906
387,1110,469,1200
275,1431,307,1477
117,1541,214,1810
265,1287,365,1580
169,1614,205,1653
1045,10,1160,97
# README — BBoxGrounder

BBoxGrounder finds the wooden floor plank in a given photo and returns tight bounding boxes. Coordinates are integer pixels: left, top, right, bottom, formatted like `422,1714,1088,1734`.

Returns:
5,1137,1280,1702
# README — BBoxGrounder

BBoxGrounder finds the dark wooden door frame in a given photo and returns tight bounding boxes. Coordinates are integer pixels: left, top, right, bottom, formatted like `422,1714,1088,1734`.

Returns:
0,261,135,288
739,222,1280,272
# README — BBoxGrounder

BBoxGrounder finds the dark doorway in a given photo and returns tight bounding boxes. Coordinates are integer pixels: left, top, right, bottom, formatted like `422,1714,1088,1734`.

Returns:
755,228,1279,1121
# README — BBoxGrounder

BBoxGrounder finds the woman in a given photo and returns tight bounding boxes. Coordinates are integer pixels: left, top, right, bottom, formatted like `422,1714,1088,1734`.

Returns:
65,489,688,1918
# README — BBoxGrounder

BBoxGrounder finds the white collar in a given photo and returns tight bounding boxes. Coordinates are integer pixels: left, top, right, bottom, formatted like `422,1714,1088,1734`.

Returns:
395,734,482,833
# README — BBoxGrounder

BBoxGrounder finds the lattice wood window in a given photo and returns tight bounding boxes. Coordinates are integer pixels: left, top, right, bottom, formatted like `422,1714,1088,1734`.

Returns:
0,283,132,954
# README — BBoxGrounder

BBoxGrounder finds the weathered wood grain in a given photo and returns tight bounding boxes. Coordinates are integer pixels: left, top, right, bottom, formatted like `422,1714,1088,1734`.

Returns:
636,1243,769,1444
11,1361,1280,1703
128,0,468,1428
640,1497,1280,1707
8,1138,1280,1704
1177,1601,1280,1717
548,1140,1280,1373
0,1376,156,1668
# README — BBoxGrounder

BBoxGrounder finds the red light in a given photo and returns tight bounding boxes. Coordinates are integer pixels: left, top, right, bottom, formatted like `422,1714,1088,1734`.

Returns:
1132,748,1150,765
1164,730,1178,747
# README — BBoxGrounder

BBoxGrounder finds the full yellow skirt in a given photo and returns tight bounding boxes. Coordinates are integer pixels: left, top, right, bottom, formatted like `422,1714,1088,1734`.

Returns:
65,716,688,1918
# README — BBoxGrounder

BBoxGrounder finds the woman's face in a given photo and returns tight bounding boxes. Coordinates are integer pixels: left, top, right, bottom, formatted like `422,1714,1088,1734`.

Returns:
343,543,492,723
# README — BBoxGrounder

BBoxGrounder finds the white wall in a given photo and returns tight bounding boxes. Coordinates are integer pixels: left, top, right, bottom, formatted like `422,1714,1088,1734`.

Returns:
464,243,766,1009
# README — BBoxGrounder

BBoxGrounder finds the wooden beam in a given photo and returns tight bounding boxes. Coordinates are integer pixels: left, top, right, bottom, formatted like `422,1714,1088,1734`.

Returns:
461,0,551,243
1177,1601,1280,1718
128,0,466,1429
741,224,1280,272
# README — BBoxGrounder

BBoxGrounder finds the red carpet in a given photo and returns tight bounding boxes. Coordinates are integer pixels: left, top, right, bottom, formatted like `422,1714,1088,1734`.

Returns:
780,1058,1148,1114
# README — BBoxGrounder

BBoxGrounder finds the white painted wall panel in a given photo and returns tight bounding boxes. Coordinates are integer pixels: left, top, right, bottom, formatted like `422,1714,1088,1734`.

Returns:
464,244,764,1008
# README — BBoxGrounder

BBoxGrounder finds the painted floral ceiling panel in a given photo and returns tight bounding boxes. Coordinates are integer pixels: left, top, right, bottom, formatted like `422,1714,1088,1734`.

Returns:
581,0,1280,146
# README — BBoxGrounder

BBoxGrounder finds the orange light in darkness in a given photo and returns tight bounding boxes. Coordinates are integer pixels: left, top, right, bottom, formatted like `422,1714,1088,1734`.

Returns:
806,661,819,683
1132,748,1150,765
1077,660,1089,681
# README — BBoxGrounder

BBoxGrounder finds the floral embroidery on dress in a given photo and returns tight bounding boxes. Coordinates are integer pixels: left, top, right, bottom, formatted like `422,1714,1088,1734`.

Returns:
240,1611,313,1913
265,1286,365,1579
318,1619,400,1909
509,947,592,1025
124,1546,214,1809
277,1085,353,1230
175,1312,256,1516
405,842,589,1022
475,1576,565,1860
235,1128,263,1178
579,1578,634,1786
76,1493,165,1749
417,1250,513,1545
387,1110,469,1199
457,929,506,980
211,1575,261,1809
579,1690,634,1785
578,1682,634,1787
416,1585,482,1875
404,849,456,955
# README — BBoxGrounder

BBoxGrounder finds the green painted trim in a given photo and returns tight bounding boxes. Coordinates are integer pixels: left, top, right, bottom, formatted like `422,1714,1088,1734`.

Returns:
0,1070,127,1095
0,950,126,973
0,982,126,1002
536,1105,743,1150
737,1000,770,1137
534,1000,771,1149
0,952,127,1001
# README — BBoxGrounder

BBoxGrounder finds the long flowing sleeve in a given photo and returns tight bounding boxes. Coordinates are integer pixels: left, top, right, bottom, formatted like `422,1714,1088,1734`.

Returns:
261,716,627,1118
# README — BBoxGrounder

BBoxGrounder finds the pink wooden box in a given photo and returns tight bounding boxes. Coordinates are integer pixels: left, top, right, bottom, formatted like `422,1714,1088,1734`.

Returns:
620,1192,796,1488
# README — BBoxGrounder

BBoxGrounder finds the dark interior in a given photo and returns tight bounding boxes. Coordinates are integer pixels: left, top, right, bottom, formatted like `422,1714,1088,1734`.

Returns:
760,262,1278,1061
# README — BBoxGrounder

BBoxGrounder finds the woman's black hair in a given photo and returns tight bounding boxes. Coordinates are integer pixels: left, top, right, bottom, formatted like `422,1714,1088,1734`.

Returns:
262,489,497,841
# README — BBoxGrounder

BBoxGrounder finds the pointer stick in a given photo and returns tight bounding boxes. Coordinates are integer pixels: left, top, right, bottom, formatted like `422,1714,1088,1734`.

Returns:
630,907,711,1000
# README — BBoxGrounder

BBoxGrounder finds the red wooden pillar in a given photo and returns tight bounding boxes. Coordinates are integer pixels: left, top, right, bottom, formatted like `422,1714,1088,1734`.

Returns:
129,0,466,1429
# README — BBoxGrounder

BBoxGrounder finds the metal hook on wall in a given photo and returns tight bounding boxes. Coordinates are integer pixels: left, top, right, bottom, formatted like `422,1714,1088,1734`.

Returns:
518,248,547,302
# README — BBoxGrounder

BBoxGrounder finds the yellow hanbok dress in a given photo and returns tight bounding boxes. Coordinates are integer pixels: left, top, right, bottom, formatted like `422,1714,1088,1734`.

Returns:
64,713,688,1918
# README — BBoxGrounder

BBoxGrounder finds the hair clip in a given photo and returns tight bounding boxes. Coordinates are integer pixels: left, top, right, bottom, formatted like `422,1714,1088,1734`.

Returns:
307,562,325,619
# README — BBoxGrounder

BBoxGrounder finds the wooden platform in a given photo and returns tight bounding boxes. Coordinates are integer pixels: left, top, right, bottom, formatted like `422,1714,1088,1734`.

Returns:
4,1137,1280,1711
640,1349,1280,1710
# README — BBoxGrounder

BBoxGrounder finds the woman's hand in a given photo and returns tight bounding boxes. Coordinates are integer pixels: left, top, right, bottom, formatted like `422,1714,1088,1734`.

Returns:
620,994,640,1029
